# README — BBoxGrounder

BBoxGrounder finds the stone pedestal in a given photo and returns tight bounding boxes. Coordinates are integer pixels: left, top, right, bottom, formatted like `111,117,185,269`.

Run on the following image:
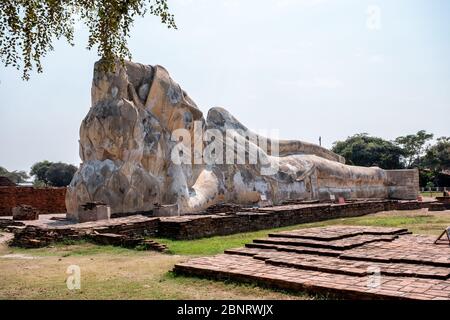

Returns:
77,202,111,223
153,204,179,217
12,205,39,221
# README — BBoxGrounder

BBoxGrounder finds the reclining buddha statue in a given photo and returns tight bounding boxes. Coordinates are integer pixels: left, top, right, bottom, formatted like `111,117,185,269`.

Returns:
65,60,419,219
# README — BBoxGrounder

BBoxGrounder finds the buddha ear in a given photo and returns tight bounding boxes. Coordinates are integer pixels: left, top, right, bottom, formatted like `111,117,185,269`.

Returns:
127,83,145,110
184,103,204,121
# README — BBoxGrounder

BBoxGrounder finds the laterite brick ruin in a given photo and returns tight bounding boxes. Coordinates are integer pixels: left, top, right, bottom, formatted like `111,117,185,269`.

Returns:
1,59,449,301
174,226,450,300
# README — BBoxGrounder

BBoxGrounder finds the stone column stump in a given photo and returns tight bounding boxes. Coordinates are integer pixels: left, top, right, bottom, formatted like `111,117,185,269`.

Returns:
77,202,111,223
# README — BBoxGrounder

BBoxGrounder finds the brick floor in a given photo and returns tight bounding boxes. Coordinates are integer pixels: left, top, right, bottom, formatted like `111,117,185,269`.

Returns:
174,226,450,300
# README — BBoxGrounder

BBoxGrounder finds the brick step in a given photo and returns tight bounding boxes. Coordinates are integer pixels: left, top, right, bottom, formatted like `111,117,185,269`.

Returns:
269,226,408,241
339,236,450,267
224,247,450,280
174,227,450,300
89,233,168,252
141,239,169,252
244,241,450,268
253,234,399,250
173,253,450,300
224,247,268,257
340,252,450,268
256,251,450,280
240,241,450,268
244,242,342,256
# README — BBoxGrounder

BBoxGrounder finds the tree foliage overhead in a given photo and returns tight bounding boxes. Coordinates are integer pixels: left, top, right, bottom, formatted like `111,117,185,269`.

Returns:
332,133,405,170
0,0,176,80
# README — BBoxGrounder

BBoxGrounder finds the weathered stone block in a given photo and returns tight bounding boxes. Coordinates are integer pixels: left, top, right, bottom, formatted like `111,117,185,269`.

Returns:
77,202,111,223
153,204,179,217
386,169,420,200
12,205,39,221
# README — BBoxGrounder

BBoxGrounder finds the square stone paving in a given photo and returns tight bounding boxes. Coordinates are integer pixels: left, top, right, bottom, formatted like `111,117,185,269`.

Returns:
174,226,450,300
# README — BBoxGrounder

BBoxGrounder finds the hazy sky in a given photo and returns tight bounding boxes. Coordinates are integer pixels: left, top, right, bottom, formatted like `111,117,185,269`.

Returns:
1,0,449,173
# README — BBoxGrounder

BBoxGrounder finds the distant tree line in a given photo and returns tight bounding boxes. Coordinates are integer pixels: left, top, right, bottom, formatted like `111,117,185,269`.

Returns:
30,161,77,187
0,161,77,187
0,166,29,184
332,130,450,188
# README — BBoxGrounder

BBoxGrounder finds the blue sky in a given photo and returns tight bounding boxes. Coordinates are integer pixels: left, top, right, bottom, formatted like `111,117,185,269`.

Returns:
0,0,449,172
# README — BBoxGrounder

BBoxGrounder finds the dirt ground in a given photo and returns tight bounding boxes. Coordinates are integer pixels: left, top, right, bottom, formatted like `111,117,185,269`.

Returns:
0,238,312,300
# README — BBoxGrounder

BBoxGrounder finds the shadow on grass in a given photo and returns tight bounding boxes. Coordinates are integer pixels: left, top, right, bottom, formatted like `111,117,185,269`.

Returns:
164,270,335,300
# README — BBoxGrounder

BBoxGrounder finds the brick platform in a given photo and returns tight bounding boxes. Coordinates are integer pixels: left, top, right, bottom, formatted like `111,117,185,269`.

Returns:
174,226,450,300
158,200,433,240
1,200,437,245
10,215,160,248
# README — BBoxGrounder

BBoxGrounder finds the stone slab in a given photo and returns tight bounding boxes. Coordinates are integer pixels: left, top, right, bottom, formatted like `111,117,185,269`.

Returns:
270,226,408,240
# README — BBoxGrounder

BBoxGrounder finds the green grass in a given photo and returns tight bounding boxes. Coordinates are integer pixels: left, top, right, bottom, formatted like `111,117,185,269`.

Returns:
0,245,308,300
164,271,317,299
421,191,437,197
8,209,449,258
9,240,138,257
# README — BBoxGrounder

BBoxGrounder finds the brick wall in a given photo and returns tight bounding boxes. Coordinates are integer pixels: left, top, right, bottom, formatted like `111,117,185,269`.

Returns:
0,186,67,216
158,200,430,240
4,199,433,246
